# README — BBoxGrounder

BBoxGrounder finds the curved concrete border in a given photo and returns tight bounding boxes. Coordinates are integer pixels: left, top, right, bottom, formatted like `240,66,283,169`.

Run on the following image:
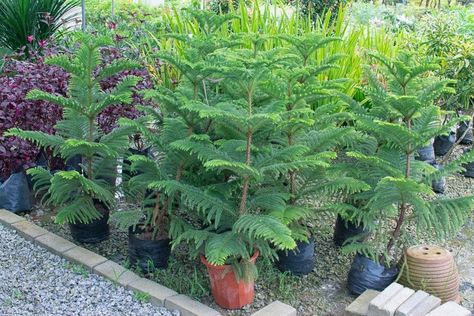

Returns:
0,209,296,316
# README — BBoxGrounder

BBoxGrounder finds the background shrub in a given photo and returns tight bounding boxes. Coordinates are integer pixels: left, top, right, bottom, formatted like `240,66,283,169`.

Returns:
208,0,249,13
0,57,69,179
97,47,155,134
0,0,79,54
296,0,348,21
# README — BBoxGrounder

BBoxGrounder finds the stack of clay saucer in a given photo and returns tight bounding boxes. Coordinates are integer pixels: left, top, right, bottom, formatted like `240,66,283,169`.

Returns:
398,245,460,303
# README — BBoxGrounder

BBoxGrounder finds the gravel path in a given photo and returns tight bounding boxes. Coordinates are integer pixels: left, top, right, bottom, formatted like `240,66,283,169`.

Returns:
0,224,180,316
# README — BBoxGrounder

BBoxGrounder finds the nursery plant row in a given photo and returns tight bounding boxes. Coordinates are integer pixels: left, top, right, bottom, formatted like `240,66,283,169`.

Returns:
1,1,474,311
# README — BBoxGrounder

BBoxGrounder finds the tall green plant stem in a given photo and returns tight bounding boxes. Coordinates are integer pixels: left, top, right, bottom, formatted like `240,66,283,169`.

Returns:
239,90,253,215
288,134,296,203
286,85,297,203
175,81,197,179
86,51,94,180
152,192,167,240
87,118,94,179
383,120,412,265
153,82,198,238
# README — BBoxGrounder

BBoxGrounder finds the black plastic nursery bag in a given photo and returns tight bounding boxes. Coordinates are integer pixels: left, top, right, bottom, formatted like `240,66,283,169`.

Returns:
0,171,32,213
433,132,456,156
347,254,398,295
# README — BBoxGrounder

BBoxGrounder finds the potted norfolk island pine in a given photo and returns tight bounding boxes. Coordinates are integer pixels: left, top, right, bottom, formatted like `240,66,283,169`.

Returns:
110,11,241,273
109,85,216,272
340,52,474,295
160,47,300,309
110,138,173,272
7,35,139,243
269,34,370,275
149,32,317,308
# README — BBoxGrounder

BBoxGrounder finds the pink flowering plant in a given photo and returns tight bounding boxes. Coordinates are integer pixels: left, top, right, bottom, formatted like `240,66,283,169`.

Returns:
0,0,79,55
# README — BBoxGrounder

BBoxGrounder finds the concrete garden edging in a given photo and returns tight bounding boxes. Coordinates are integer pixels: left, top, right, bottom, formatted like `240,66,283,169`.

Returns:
0,209,297,316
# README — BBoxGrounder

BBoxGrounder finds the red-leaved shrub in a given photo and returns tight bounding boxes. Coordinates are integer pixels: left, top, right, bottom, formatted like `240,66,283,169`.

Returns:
0,58,69,179
0,48,155,179
98,47,155,134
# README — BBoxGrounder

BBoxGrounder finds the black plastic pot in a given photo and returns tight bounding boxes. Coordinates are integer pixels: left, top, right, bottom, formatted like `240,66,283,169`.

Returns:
333,215,367,247
128,226,171,273
69,200,110,243
69,211,110,244
276,237,315,276
462,148,474,178
457,121,473,145
0,171,32,213
416,140,435,164
347,254,398,295
431,163,446,194
433,132,456,156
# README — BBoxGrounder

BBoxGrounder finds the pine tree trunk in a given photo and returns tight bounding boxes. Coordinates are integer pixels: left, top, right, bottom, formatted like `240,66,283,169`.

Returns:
239,129,252,215
383,120,412,265
288,134,296,204
152,193,168,240
158,87,197,230
239,92,254,215
87,117,94,179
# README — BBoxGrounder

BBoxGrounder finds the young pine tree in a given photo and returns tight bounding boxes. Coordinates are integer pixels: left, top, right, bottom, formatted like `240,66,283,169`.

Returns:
340,52,474,266
151,36,319,279
110,11,237,241
6,35,139,224
267,34,369,242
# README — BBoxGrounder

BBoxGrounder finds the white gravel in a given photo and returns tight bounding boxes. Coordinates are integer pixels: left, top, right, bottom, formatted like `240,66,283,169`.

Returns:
0,224,180,316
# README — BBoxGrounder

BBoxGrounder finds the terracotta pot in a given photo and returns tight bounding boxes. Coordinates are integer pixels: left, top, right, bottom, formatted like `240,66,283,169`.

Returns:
399,245,460,303
200,251,259,309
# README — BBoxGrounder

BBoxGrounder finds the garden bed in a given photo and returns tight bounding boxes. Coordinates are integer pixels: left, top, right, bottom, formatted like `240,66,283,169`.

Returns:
26,209,353,315
24,145,474,316
2,1,474,315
